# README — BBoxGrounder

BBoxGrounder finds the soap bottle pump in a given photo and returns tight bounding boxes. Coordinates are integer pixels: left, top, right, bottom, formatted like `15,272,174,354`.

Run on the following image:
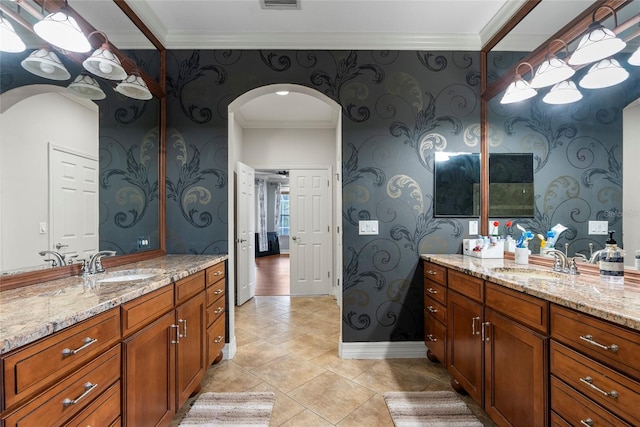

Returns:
599,231,625,284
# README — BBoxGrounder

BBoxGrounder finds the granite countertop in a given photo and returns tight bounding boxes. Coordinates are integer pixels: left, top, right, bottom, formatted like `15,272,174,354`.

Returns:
0,254,227,355
421,254,640,332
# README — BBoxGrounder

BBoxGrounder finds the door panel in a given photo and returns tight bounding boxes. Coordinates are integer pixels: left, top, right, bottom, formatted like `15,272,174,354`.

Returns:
236,162,255,305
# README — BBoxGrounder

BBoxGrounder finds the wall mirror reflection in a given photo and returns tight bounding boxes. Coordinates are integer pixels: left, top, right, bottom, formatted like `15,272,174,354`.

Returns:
0,0,161,276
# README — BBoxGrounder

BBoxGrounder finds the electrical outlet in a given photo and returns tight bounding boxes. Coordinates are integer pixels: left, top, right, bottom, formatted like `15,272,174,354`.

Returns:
359,220,379,235
137,236,150,248
469,220,478,235
588,220,608,235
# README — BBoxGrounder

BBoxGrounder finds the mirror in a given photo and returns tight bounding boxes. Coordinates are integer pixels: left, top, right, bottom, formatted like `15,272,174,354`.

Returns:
485,1,640,261
434,152,480,217
0,0,162,277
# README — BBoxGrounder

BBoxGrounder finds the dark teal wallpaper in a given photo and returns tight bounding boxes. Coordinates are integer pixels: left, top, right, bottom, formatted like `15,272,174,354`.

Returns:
165,50,482,342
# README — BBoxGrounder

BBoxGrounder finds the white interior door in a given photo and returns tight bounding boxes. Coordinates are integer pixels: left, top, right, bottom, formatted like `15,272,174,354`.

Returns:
289,169,331,295
50,146,99,262
236,161,256,305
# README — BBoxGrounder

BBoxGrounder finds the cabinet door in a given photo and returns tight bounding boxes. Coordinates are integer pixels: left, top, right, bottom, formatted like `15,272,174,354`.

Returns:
484,308,548,427
447,290,483,404
176,292,206,409
122,311,176,427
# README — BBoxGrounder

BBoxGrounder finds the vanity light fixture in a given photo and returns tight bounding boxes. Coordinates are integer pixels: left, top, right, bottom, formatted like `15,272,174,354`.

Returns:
629,46,640,66
33,1,91,53
82,31,127,80
568,6,626,66
0,13,26,53
115,71,152,100
579,58,629,89
500,62,537,104
67,73,106,100
530,40,575,89
542,80,583,104
21,47,71,80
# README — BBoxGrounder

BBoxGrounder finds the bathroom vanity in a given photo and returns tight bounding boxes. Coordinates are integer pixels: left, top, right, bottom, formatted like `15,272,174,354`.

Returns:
422,254,640,427
0,254,227,426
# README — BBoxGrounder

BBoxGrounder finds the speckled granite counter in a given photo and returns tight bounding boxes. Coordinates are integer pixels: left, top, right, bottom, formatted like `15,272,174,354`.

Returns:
420,254,640,332
0,254,227,355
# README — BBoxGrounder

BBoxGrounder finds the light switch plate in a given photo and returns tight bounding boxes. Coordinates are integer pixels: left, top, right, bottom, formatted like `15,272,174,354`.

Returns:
469,220,478,235
588,220,608,235
359,220,379,235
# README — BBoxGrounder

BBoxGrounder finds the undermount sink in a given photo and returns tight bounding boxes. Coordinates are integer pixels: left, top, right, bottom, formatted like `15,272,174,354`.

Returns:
95,268,165,283
489,267,566,281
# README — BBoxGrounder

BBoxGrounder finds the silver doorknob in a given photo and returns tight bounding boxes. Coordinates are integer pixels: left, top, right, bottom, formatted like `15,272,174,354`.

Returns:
55,242,69,250
292,236,297,241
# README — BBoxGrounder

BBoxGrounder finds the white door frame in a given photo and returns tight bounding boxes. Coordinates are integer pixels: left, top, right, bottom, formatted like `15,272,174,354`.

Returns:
227,84,343,360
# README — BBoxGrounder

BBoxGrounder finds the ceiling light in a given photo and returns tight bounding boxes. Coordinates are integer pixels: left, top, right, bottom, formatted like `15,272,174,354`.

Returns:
500,62,537,104
82,31,127,80
115,72,152,100
530,40,575,89
21,47,71,80
67,74,105,100
0,14,26,53
629,47,640,66
542,80,583,104
276,90,290,96
579,58,629,89
33,5,91,53
568,6,626,66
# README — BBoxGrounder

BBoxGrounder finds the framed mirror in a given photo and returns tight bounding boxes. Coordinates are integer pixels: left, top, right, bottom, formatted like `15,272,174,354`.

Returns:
0,0,165,287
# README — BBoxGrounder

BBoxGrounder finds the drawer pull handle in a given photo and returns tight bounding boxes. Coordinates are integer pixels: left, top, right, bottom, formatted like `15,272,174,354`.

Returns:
171,324,180,344
427,305,438,313
426,288,437,294
426,334,437,342
179,319,187,338
214,289,224,295
471,317,481,335
214,271,223,276
214,335,224,343
426,270,437,276
579,376,619,399
580,418,594,427
62,382,97,406
579,334,619,352
62,337,98,356
214,307,224,315
482,322,491,342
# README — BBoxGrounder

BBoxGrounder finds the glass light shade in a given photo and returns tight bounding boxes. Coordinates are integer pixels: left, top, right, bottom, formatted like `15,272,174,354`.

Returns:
530,56,575,88
67,74,106,100
21,48,71,80
500,78,537,104
568,22,626,66
579,58,629,89
629,47,640,66
0,16,26,53
115,74,152,100
543,81,583,104
33,11,91,53
82,43,127,80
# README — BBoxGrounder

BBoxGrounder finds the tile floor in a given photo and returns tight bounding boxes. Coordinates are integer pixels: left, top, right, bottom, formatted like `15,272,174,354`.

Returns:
171,295,495,426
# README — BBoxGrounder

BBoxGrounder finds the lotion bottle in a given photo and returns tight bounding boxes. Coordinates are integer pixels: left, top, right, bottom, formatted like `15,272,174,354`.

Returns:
599,231,624,284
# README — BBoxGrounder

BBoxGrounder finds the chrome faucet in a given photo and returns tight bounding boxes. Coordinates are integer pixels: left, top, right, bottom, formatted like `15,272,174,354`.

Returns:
588,243,604,264
86,251,117,275
546,249,568,273
39,250,66,267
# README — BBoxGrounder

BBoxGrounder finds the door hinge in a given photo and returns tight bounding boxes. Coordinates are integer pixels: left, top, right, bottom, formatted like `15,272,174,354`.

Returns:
328,226,330,232
335,173,340,181
328,271,330,278
328,180,330,187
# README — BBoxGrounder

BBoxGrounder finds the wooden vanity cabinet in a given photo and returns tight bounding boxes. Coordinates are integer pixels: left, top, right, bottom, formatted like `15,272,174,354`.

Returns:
205,262,226,365
423,261,447,363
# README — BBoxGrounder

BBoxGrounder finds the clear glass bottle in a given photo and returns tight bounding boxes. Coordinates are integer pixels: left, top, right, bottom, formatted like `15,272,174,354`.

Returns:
599,231,624,284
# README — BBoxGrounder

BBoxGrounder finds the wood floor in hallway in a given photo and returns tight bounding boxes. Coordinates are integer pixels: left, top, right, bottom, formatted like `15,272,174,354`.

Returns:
256,254,290,296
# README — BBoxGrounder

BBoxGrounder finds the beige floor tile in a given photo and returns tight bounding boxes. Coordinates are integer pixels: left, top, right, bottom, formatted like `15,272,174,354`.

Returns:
200,360,263,392
311,350,377,380
336,394,394,427
232,339,291,369
247,382,306,426
249,354,326,393
288,371,375,424
279,409,335,427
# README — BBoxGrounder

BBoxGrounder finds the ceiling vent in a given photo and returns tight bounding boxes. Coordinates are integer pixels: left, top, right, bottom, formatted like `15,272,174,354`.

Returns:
261,0,300,10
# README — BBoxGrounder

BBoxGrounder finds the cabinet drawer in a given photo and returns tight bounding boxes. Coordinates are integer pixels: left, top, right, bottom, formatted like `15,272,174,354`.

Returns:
64,381,121,427
424,311,446,363
550,411,572,427
175,271,205,305
424,296,446,325
448,270,483,302
206,279,225,306
121,285,174,337
207,315,226,366
550,341,640,426
206,296,226,327
551,376,633,427
2,308,120,410
206,263,226,287
486,282,548,334
3,344,121,427
423,261,446,286
424,280,446,306
551,304,640,379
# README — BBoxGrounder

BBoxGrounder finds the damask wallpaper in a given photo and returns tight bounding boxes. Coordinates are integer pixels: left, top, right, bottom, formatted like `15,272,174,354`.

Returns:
165,50,482,342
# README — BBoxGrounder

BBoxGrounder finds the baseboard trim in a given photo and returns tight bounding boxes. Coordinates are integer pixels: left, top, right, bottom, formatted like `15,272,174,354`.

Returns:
339,340,427,359
222,338,236,360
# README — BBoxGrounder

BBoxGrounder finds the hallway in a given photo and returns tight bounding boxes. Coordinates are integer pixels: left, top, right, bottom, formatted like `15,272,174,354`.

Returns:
256,254,290,296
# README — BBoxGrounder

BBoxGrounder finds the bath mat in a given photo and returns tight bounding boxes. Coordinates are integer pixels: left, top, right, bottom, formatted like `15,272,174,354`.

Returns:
178,392,275,426
383,390,484,427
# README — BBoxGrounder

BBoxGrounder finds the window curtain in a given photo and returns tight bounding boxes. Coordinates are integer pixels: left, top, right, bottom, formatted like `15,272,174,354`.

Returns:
274,183,281,234
257,178,268,252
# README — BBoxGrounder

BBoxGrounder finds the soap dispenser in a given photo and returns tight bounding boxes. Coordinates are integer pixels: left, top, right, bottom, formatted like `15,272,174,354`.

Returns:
599,231,625,284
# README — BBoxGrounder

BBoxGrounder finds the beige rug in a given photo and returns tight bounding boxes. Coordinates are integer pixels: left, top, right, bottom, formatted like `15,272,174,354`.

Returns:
179,392,275,426
384,390,484,427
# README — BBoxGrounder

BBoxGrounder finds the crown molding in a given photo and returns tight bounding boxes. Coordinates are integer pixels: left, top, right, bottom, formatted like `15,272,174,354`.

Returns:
479,0,529,48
